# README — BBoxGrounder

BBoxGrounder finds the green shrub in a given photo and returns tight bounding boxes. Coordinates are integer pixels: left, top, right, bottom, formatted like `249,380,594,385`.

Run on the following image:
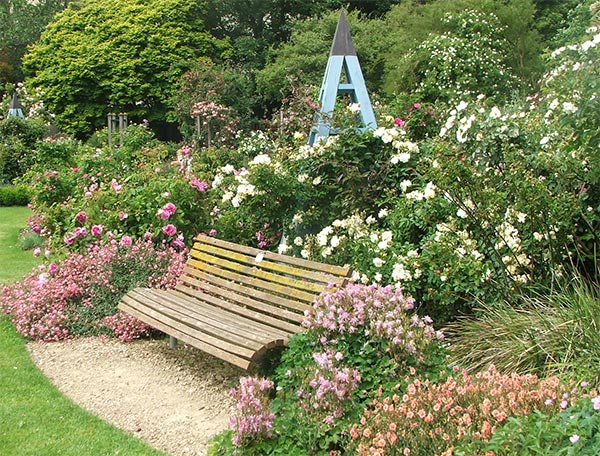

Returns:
0,116,47,184
455,394,600,456
0,185,31,206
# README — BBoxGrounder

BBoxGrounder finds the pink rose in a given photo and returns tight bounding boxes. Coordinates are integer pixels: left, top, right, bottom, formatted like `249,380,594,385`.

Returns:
157,202,177,219
190,177,209,192
91,225,103,237
162,224,177,237
76,211,87,223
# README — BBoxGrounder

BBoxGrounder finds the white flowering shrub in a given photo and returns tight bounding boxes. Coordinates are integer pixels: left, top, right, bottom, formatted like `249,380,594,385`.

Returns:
288,22,600,320
397,10,520,104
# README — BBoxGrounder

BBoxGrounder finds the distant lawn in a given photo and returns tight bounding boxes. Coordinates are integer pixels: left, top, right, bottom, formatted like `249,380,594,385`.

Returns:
0,207,168,456
0,206,42,284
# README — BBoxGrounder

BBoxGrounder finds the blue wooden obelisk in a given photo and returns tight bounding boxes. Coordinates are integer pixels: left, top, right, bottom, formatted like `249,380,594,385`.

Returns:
309,10,377,145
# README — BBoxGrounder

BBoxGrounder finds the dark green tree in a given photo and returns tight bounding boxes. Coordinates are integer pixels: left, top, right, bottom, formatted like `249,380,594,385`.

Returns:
0,0,68,84
22,0,230,138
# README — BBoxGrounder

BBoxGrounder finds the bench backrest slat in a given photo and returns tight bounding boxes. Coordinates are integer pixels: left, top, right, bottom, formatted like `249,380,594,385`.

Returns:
186,256,328,300
194,236,350,277
195,242,347,286
181,260,317,309
179,266,309,314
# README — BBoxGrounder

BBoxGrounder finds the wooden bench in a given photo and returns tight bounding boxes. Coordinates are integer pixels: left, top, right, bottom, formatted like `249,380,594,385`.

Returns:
118,235,351,370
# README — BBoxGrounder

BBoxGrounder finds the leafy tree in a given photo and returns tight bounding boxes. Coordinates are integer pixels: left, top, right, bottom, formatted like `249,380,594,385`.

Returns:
205,0,336,70
205,0,400,73
0,0,68,84
533,0,582,43
22,0,230,138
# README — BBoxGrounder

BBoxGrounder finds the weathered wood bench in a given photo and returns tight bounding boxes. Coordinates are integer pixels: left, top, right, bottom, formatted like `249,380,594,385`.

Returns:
118,235,351,370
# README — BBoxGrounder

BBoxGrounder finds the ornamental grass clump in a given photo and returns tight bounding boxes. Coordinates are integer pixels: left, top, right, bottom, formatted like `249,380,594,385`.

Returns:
348,365,584,456
0,238,186,341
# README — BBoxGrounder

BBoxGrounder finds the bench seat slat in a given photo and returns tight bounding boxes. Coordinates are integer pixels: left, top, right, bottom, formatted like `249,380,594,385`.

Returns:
120,297,254,370
120,293,259,357
128,288,292,343
122,292,265,351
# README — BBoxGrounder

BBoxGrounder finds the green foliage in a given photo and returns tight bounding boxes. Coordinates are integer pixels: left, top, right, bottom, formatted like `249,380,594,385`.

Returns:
383,0,544,99
533,0,582,44
19,229,44,251
22,0,230,138
0,0,68,83
387,9,520,103
0,185,31,206
206,0,339,72
0,116,47,184
549,0,597,48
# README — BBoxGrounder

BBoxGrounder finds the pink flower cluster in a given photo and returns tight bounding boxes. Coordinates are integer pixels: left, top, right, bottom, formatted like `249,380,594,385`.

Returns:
349,365,586,456
103,312,154,342
303,284,442,362
0,238,186,341
229,376,275,446
190,176,209,192
298,348,361,425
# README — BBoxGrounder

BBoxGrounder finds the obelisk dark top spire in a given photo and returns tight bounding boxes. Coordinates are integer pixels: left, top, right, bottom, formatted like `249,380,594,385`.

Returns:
9,93,23,110
330,10,356,57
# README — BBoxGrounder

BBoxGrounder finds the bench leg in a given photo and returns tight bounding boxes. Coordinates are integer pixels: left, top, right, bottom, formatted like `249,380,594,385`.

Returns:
169,336,178,349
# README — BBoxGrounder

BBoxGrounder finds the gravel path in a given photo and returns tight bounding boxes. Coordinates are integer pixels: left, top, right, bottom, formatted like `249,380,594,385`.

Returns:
27,337,243,456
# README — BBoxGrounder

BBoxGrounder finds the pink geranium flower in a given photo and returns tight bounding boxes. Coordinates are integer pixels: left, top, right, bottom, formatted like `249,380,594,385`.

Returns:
119,235,132,247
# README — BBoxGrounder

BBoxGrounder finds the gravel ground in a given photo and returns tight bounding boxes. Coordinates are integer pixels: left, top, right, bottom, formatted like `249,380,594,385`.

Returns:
27,337,243,456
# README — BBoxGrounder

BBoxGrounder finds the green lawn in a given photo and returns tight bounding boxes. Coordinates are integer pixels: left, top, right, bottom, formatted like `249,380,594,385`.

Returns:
0,207,169,456
0,206,41,284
